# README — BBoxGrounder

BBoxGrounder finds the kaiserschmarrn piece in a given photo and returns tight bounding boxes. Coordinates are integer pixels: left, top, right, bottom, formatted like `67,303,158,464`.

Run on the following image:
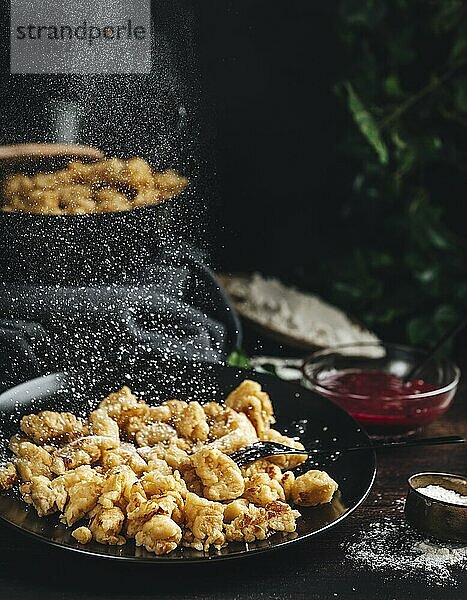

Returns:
72,526,92,544
207,412,258,454
135,514,182,555
290,470,338,507
0,380,339,556
89,505,126,546
56,465,104,525
20,411,87,444
175,401,210,442
20,475,58,516
183,492,225,551
51,435,118,475
225,380,275,435
191,447,244,501
2,157,189,215
242,472,286,506
0,462,17,491
98,386,147,428
98,465,138,510
135,422,177,447
12,441,53,481
260,429,307,469
101,442,148,476
225,501,300,543
89,409,120,441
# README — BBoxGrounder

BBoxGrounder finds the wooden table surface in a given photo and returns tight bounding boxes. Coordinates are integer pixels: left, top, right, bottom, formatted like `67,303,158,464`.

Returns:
0,374,465,599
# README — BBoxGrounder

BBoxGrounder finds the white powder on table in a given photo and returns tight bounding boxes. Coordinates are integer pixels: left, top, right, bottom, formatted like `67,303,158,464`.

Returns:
416,485,467,506
223,273,379,347
344,518,467,587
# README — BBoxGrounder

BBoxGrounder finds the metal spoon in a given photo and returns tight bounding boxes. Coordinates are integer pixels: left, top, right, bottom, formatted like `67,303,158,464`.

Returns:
229,435,465,467
403,315,467,382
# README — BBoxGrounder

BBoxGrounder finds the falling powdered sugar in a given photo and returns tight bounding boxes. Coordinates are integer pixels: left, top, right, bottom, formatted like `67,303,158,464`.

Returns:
344,519,467,586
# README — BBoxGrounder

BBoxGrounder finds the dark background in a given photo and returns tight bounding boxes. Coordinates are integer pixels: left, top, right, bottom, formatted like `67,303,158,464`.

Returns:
193,1,338,274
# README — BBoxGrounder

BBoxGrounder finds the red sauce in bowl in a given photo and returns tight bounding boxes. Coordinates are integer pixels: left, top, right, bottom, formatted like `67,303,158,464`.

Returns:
319,370,452,434
322,371,437,398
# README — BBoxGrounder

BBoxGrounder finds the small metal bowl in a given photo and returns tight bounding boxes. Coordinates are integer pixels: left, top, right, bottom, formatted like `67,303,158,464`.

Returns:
405,472,467,543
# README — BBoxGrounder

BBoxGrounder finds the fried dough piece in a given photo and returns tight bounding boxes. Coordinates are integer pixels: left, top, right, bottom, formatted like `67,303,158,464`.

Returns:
206,405,258,442
51,435,118,475
259,429,307,469
8,434,30,455
89,505,126,545
124,404,173,440
135,422,177,447
137,443,200,494
241,462,296,503
88,409,120,441
99,465,138,510
12,441,53,481
183,492,225,551
98,387,147,429
191,447,244,501
126,493,181,538
20,475,58,516
242,472,286,506
175,402,209,443
140,469,187,504
0,462,17,491
223,498,250,523
202,401,224,423
207,413,258,455
101,442,148,476
225,380,275,436
152,169,189,199
162,399,188,421
144,457,173,476
20,411,87,444
225,501,299,542
241,460,282,480
135,515,182,555
138,440,191,472
72,526,92,544
290,470,338,506
55,465,104,525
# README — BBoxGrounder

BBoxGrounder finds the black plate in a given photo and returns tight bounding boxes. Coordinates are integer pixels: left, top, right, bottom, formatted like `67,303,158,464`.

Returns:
0,362,376,563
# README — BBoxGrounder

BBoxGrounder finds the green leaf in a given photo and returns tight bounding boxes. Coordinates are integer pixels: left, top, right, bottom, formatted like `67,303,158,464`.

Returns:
434,304,459,330
227,349,250,369
369,251,394,269
384,75,404,98
260,363,278,376
407,317,433,346
345,82,388,164
425,225,452,250
451,24,467,59
454,77,467,113
338,0,387,27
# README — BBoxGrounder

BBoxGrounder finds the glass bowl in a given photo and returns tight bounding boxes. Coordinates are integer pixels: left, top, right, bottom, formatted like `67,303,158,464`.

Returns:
302,343,460,435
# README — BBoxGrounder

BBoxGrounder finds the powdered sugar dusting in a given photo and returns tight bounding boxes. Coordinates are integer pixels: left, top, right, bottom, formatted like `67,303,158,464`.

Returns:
344,518,467,586
416,485,467,506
